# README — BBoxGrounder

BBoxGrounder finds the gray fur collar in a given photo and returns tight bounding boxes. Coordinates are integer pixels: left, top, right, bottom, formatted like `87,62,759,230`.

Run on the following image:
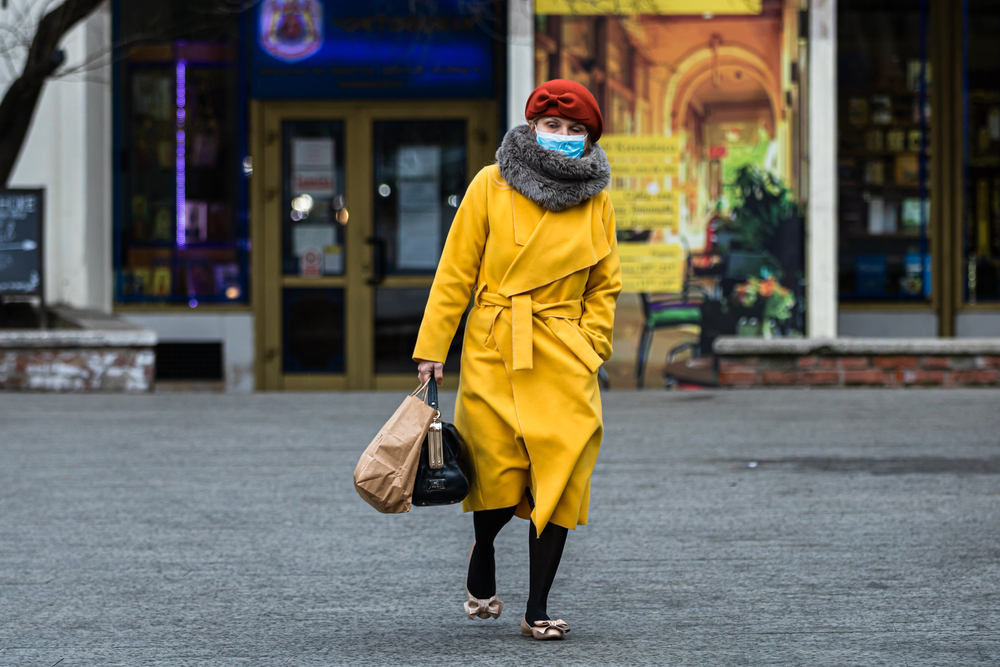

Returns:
496,124,610,212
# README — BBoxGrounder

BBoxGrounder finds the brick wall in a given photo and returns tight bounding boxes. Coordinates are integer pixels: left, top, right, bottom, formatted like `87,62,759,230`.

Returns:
719,355,1000,388
0,348,155,392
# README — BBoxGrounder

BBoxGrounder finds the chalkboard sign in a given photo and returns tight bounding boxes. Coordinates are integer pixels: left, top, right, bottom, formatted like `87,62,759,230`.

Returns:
0,189,43,301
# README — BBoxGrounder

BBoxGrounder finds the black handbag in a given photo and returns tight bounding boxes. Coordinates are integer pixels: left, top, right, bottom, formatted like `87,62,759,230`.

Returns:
412,380,470,506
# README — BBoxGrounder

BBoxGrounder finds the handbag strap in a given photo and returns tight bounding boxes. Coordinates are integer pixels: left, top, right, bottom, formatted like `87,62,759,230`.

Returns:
426,377,439,411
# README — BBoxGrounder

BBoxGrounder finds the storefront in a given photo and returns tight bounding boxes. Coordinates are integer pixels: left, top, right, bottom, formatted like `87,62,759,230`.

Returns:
86,0,995,391
518,0,998,390
111,0,502,390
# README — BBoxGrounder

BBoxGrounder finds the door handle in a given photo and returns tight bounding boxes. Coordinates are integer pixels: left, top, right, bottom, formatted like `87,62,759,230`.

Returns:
365,236,387,286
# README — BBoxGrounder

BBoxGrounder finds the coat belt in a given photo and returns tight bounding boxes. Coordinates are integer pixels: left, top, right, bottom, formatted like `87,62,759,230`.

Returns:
476,287,604,372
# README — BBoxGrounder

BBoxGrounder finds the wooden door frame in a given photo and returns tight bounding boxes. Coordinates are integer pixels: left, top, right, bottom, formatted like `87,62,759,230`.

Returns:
250,99,497,391
946,5,1000,326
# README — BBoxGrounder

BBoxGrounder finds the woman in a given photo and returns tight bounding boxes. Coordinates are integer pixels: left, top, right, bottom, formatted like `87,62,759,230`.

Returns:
413,79,620,640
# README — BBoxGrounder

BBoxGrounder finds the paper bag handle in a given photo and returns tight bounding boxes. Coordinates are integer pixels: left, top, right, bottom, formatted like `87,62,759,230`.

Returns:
411,378,431,402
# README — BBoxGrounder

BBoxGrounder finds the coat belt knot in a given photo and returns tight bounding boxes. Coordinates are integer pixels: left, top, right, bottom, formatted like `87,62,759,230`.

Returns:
476,287,604,373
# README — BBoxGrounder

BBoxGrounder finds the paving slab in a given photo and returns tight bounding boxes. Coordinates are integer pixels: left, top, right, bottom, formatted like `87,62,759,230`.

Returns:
0,389,998,666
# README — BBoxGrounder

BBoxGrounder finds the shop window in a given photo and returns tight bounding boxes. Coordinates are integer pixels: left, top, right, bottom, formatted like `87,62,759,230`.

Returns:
837,0,931,302
964,0,1000,303
113,2,247,305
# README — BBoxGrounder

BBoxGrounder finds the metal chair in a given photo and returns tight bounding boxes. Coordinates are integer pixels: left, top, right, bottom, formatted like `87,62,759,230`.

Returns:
635,284,710,389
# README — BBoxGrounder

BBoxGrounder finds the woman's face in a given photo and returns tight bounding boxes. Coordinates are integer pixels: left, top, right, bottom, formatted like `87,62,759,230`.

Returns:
530,116,588,136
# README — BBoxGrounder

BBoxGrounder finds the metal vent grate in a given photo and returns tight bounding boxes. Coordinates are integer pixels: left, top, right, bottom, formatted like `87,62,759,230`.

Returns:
155,342,223,381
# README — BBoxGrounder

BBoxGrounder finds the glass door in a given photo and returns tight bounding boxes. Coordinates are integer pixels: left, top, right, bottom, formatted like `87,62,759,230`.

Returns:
370,118,476,389
254,101,495,390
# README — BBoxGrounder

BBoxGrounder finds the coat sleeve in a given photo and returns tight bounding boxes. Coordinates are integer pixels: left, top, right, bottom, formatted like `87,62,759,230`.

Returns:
578,194,622,362
412,167,491,363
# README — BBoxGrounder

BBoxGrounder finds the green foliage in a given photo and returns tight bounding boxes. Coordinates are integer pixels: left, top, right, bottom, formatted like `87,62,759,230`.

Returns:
727,165,800,275
721,126,772,206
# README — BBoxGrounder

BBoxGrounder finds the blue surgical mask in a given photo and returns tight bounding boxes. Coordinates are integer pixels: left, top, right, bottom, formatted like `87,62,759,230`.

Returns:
535,130,587,158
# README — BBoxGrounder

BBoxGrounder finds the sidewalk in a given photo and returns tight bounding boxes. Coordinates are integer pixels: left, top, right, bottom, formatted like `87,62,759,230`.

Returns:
1,390,998,666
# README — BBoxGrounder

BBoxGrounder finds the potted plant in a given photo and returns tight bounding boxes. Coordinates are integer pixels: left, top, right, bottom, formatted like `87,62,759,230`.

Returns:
732,276,796,338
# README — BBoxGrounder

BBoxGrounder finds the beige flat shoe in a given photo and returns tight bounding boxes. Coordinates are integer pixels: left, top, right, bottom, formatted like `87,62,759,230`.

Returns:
464,543,503,620
520,616,570,640
464,587,503,620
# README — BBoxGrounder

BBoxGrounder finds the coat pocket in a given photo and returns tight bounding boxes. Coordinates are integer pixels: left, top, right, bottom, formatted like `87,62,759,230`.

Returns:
544,318,605,373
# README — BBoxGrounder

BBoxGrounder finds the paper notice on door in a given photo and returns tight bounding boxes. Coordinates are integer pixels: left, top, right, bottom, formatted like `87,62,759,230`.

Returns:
396,146,442,271
292,138,336,196
300,247,323,278
292,172,335,196
293,138,334,169
397,145,441,179
397,180,441,270
292,224,335,256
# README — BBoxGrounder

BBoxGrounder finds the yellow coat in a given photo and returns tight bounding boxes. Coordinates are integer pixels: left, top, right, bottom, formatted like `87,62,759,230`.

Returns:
413,164,621,533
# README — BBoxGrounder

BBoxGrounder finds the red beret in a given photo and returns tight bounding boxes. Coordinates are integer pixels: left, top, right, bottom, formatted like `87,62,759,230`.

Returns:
525,79,603,143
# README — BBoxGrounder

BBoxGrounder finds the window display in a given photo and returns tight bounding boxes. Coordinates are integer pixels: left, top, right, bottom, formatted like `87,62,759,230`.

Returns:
534,3,806,389
837,0,931,301
115,15,247,305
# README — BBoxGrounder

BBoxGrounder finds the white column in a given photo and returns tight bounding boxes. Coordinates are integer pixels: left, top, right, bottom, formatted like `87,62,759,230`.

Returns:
507,0,535,131
807,0,838,338
52,21,88,308
9,4,112,312
83,5,113,313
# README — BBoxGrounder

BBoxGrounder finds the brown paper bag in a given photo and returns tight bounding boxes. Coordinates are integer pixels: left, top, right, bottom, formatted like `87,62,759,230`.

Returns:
353,381,436,514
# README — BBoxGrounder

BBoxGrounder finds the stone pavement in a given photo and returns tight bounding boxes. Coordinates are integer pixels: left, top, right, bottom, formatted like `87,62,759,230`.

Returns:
1,389,998,666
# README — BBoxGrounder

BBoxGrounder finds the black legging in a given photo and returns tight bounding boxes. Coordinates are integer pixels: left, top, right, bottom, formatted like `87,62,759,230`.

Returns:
467,506,569,625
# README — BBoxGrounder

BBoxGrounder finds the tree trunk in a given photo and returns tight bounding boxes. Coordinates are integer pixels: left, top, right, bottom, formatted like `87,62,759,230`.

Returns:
0,0,104,186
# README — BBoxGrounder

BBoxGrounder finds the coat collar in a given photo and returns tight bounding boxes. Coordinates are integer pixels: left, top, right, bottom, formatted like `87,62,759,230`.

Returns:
498,191,611,297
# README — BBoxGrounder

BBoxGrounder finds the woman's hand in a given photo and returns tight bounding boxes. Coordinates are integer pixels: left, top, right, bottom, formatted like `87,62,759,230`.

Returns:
416,359,444,386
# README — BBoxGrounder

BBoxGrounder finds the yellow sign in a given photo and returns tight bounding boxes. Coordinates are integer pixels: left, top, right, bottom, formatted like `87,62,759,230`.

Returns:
601,135,681,159
618,243,685,293
611,190,679,230
536,0,761,15
610,162,680,178
603,135,682,178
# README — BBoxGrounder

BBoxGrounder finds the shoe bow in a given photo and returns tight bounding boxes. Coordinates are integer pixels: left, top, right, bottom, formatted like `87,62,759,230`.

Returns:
464,595,503,620
530,619,570,633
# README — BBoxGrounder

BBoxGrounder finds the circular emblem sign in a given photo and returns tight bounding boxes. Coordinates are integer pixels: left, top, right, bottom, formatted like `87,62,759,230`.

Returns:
260,0,323,63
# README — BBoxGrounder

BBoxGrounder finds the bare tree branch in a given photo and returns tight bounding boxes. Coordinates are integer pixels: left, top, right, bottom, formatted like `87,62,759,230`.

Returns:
0,0,105,184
